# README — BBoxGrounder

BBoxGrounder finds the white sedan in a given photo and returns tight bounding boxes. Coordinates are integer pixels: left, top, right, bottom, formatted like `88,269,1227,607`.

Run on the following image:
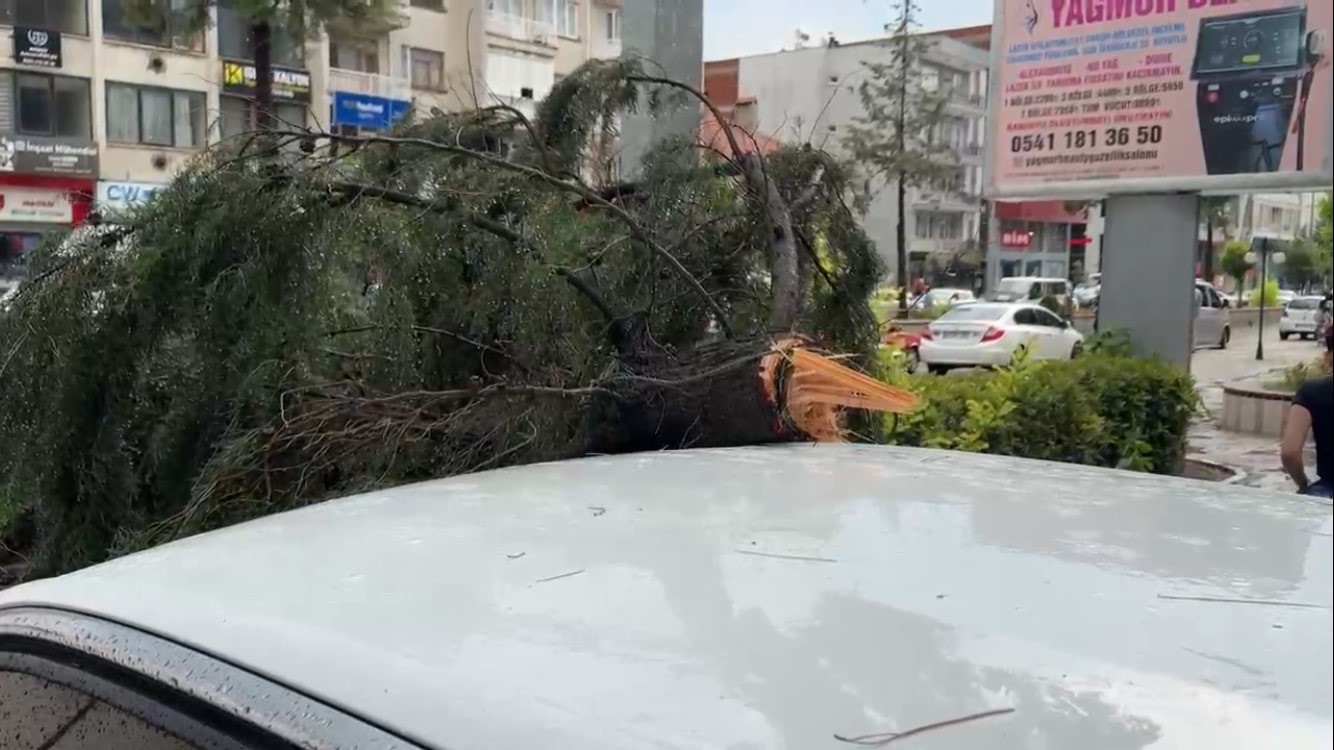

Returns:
919,302,1083,373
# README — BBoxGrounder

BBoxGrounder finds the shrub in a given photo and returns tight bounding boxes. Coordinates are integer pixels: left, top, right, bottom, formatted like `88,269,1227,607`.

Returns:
883,350,1199,474
1248,279,1280,307
1270,358,1327,392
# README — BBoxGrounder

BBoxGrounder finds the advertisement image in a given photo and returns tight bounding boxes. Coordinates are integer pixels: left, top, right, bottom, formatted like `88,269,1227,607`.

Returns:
987,0,1332,197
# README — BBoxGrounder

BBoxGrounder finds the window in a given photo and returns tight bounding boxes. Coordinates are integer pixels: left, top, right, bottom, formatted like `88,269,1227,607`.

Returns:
106,83,206,148
488,0,523,16
409,48,445,91
0,0,88,35
0,670,199,748
218,96,305,140
217,4,303,66
411,0,445,8
102,0,203,51
14,73,92,138
330,39,380,73
1032,308,1066,328
556,0,578,37
604,9,620,41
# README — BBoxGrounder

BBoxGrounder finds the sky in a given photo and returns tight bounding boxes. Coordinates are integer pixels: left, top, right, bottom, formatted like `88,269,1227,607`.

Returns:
702,0,995,60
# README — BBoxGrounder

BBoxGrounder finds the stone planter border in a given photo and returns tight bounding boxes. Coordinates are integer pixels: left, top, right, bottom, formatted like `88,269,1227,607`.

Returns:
1220,380,1292,437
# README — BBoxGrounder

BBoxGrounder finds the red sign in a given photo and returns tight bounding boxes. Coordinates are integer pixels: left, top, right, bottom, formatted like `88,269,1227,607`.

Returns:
1000,229,1032,248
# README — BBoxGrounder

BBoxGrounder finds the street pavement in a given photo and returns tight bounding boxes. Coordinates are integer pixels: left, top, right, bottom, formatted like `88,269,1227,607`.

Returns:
1188,322,1325,492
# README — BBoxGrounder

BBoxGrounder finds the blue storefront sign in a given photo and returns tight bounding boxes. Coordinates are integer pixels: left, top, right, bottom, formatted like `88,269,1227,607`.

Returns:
331,92,411,131
96,180,166,217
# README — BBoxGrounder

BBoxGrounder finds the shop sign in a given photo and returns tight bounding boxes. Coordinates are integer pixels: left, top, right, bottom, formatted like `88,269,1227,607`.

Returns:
0,188,73,224
986,0,1333,198
221,60,313,103
14,26,62,68
0,136,99,177
96,181,167,215
331,91,411,131
1000,229,1033,248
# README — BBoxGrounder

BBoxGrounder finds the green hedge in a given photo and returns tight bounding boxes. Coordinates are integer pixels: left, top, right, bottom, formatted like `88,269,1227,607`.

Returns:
882,340,1199,474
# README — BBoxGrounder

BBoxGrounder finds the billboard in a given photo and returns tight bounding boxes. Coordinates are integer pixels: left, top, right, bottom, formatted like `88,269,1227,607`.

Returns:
985,0,1333,198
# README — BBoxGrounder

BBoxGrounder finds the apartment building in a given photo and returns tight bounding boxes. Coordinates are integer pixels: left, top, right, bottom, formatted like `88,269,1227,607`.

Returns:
1,0,626,289
705,32,990,280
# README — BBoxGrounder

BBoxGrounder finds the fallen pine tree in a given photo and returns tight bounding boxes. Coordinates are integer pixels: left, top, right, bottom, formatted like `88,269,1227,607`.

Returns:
0,59,916,575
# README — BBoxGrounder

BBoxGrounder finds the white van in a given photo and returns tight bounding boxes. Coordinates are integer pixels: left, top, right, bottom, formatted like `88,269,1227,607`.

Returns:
987,277,1072,309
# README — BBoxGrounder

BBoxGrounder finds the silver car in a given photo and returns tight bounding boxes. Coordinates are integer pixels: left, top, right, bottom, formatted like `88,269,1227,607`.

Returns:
1280,296,1327,341
1193,281,1232,349
1,445,1329,748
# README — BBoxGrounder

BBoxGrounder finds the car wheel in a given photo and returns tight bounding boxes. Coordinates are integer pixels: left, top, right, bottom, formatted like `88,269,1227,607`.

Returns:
1279,331,1290,341
1219,326,1231,349
1070,342,1083,359
927,364,949,375
905,348,921,374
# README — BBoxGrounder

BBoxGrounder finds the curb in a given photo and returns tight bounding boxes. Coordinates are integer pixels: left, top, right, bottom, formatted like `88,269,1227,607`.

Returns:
1184,456,1248,484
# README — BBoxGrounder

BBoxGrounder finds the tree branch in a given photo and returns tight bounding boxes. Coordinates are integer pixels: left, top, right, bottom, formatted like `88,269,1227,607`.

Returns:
625,75,803,333
325,181,523,245
555,267,618,323
274,129,732,338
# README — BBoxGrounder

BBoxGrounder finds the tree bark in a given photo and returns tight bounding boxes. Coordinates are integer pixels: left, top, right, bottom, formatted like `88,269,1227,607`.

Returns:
251,20,275,131
894,9,910,313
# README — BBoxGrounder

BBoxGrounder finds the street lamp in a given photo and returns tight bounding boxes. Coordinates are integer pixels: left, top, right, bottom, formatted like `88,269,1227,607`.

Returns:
1245,239,1286,361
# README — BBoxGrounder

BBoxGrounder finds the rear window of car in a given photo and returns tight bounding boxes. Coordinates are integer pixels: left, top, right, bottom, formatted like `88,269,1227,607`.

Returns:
939,304,1008,322
1288,298,1320,310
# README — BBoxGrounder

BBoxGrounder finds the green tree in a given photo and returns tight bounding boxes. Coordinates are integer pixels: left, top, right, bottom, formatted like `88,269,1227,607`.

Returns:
842,0,958,311
127,0,393,128
0,61,895,574
1315,193,1333,289
1219,239,1253,297
1280,237,1320,291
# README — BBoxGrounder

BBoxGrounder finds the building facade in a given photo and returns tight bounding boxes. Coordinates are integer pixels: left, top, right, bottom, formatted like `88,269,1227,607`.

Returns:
706,32,990,283
1,0,631,289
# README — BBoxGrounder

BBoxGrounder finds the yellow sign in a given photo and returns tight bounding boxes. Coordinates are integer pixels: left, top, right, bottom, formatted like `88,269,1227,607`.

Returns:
222,61,245,86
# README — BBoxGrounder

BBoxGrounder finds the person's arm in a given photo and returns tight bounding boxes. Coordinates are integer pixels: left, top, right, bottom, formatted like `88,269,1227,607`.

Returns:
1280,401,1313,491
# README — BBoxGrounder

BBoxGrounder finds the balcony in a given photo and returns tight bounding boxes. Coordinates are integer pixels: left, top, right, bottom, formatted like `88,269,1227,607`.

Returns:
915,189,979,209
486,12,556,46
328,68,411,102
592,36,622,59
908,238,968,256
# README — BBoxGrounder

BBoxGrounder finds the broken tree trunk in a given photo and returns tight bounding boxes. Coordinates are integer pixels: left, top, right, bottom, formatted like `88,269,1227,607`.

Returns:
588,336,918,454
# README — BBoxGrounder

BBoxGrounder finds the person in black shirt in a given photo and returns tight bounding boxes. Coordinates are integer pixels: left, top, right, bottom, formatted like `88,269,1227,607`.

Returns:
1281,326,1333,499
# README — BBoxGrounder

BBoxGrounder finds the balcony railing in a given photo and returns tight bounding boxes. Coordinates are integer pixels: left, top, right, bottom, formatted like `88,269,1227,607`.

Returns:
592,37,622,59
486,12,556,46
328,68,411,102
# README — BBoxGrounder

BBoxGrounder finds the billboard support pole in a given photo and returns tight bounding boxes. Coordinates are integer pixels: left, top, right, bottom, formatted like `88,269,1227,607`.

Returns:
1096,193,1200,370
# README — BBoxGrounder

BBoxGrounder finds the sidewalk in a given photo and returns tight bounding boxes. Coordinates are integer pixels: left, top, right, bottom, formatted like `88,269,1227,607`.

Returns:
1187,343,1319,492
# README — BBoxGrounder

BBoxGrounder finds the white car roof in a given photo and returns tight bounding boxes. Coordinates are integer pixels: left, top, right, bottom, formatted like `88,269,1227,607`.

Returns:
2,445,1330,748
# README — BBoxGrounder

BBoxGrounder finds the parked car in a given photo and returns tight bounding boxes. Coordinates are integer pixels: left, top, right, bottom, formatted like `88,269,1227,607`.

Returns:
1072,273,1101,308
1,445,1328,748
1279,296,1327,341
985,276,1072,309
916,287,976,310
881,325,924,373
1193,281,1232,350
918,301,1083,374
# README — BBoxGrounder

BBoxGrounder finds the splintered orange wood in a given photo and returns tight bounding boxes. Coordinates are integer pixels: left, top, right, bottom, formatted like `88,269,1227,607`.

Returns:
757,342,921,442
